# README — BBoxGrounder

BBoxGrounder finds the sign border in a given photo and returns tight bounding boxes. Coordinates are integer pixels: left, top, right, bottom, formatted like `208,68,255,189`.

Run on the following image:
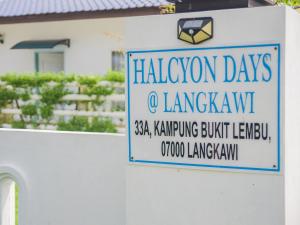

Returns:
127,43,281,172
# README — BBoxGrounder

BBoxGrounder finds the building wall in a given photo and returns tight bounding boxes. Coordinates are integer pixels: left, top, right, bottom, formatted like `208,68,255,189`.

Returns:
0,17,125,75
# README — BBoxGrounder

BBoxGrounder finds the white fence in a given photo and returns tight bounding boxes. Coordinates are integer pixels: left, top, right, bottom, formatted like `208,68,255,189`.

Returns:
0,93,126,132
0,129,126,225
0,79,126,132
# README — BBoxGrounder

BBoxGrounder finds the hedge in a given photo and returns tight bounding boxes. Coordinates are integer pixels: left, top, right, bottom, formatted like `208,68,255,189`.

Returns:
0,71,125,133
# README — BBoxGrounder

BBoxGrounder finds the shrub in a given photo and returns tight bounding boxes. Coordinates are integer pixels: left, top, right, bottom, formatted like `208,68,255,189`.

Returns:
83,85,114,96
0,86,17,109
40,105,54,121
57,116,117,133
21,104,38,117
87,117,117,133
0,71,124,132
102,70,125,83
40,84,68,105
1,73,36,88
276,0,300,6
57,116,89,132
77,75,100,86
11,120,26,129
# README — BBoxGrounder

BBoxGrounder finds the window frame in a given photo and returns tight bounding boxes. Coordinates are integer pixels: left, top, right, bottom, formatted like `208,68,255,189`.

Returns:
111,50,125,72
34,51,65,73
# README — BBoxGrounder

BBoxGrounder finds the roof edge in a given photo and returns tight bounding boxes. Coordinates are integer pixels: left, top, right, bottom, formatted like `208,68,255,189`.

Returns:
0,7,161,25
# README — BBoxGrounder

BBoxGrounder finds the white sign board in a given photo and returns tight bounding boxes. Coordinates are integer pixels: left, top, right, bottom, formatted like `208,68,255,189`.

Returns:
127,44,280,172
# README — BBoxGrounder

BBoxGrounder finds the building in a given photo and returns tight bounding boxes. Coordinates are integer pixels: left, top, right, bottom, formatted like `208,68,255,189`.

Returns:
0,0,169,75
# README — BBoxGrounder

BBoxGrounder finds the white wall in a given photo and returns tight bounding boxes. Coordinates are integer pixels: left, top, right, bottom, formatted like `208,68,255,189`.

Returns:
0,17,125,75
285,7,300,225
125,6,287,225
0,129,126,225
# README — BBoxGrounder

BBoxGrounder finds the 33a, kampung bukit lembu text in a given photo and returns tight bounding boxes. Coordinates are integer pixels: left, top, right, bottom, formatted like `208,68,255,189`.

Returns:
134,120,271,141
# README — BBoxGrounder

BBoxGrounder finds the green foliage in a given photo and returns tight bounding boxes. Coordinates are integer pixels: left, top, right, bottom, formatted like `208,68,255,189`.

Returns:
15,184,19,225
57,116,89,132
0,86,17,109
84,85,114,96
102,70,125,83
40,104,54,121
1,72,76,88
77,75,100,86
276,0,300,6
11,120,26,129
20,92,31,101
37,72,75,84
40,84,68,105
57,116,117,133
0,71,123,132
0,71,124,87
1,73,36,88
88,117,117,133
21,104,38,117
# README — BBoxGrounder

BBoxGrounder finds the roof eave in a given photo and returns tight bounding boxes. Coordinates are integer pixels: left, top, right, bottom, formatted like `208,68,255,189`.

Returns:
0,7,161,25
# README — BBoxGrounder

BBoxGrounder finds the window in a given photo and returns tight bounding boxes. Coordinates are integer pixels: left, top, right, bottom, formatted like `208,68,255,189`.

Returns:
112,51,124,71
35,52,64,73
